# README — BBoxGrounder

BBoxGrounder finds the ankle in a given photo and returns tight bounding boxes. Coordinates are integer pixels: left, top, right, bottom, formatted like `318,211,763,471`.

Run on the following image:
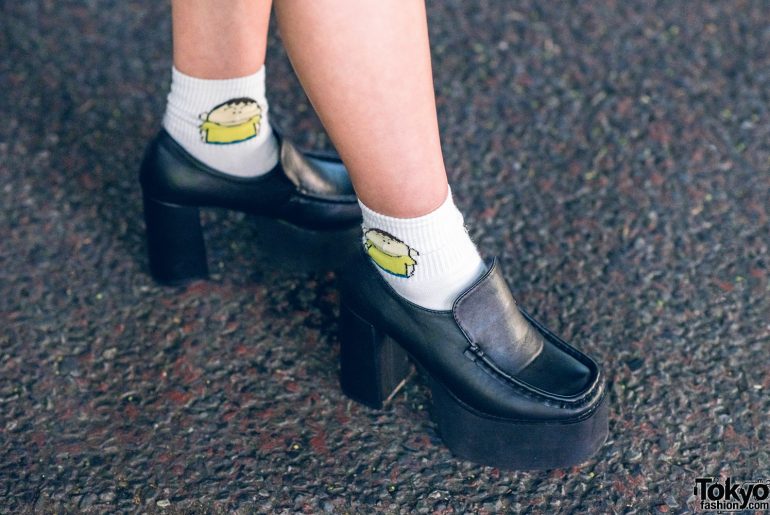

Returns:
161,66,279,177
359,187,485,310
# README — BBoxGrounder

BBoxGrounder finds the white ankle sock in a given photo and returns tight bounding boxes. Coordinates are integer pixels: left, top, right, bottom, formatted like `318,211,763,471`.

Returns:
162,66,279,177
360,188,487,310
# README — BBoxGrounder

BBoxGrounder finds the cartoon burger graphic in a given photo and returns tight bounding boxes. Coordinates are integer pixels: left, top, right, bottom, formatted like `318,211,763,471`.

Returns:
364,229,418,278
199,97,262,144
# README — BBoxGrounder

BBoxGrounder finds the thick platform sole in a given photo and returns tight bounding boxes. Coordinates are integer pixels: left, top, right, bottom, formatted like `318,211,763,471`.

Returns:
142,196,360,285
428,377,608,470
338,303,609,470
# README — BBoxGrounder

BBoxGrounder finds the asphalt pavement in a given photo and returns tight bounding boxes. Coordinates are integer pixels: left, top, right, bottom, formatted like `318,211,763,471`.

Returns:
2,0,769,513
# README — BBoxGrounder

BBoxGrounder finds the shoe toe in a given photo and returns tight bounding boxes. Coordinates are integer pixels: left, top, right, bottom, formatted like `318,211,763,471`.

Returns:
515,338,593,397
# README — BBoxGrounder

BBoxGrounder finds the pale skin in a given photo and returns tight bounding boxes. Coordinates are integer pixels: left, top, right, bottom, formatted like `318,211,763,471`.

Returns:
171,0,272,79
171,0,448,218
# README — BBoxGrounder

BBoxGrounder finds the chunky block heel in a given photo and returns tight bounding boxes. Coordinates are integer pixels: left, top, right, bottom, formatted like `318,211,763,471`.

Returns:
142,196,208,285
338,303,411,409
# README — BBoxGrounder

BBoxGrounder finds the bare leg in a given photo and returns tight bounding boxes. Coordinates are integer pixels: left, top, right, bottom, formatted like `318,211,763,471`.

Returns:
172,0,273,79
274,0,448,217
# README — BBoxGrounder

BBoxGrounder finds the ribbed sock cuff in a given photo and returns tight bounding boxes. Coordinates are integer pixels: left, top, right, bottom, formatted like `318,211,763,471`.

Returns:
359,187,482,282
161,65,278,177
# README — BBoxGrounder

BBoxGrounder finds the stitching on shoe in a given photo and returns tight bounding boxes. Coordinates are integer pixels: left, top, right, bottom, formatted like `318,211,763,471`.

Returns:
438,373,608,424
450,259,602,406
354,250,602,409
470,349,602,409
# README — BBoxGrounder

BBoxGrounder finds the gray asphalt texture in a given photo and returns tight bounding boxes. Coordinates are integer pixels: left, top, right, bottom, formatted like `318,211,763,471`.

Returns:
2,0,770,513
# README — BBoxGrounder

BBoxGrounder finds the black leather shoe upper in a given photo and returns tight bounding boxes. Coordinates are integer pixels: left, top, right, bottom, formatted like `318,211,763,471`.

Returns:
339,250,606,422
139,130,361,230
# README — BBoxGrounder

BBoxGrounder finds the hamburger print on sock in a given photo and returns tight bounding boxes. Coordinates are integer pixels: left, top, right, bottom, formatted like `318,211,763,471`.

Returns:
162,66,279,177
199,98,263,144
360,188,486,310
365,229,419,278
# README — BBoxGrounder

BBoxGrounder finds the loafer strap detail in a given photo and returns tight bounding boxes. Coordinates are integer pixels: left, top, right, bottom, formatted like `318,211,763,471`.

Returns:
279,139,354,201
453,258,544,376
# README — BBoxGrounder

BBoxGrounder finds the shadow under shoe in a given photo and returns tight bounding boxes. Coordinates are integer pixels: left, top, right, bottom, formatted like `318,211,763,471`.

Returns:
246,215,361,275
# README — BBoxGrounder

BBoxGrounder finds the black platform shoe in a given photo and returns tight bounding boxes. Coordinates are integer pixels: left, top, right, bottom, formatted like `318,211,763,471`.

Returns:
337,250,609,470
139,130,361,285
